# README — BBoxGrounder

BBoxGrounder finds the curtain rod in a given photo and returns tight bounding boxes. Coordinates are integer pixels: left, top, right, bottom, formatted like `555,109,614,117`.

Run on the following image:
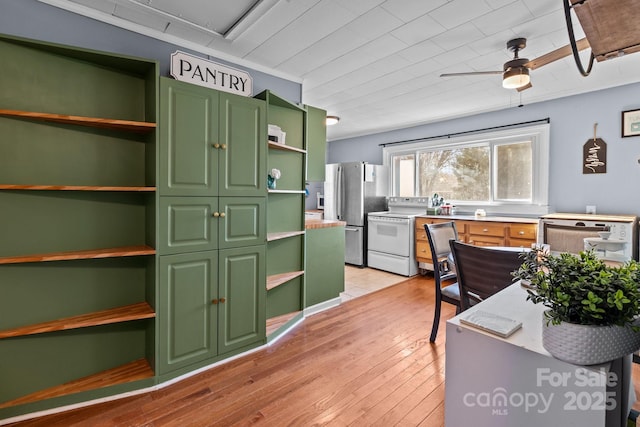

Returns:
378,117,550,147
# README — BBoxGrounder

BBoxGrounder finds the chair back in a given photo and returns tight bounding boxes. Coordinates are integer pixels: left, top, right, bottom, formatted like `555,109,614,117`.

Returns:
449,240,524,311
425,222,458,282
424,221,461,342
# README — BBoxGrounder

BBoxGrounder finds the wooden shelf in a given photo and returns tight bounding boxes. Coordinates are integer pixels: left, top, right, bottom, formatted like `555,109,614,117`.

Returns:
266,311,302,337
268,141,306,154
267,270,304,291
267,189,306,194
0,245,156,265
0,109,156,133
0,184,156,192
0,302,155,339
267,230,305,242
0,358,154,409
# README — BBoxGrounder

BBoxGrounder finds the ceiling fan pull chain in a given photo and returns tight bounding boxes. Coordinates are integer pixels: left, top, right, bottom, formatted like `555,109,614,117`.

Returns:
564,0,595,76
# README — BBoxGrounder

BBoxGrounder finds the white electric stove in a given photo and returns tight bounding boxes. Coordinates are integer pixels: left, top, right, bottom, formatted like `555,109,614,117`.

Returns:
367,197,430,276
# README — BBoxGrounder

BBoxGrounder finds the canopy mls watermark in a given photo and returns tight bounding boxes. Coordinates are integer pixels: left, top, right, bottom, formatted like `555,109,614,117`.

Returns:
170,51,253,97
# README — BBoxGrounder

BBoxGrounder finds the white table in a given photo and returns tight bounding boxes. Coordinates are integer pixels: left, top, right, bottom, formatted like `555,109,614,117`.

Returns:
445,282,633,427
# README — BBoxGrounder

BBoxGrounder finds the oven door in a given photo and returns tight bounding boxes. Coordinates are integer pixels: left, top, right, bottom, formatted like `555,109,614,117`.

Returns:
368,215,412,257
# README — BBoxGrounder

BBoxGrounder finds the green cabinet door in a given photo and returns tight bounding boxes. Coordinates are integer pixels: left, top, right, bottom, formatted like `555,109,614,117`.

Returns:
159,196,265,255
158,251,218,375
219,92,266,197
219,197,266,249
305,226,345,307
159,77,219,196
305,104,327,182
160,78,266,198
218,245,266,354
158,196,219,255
158,246,266,374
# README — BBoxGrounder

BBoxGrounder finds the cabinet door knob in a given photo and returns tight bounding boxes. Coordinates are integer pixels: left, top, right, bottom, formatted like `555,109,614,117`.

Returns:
483,228,488,232
213,212,220,217
211,299,218,304
220,144,227,150
219,297,226,303
518,230,525,235
219,212,226,218
213,143,220,149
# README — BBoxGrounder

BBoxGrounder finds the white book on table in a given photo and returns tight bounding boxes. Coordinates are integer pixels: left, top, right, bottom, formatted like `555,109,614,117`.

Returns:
459,309,522,338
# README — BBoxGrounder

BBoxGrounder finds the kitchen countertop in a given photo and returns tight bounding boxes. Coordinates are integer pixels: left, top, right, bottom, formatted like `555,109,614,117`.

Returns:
416,214,539,224
305,219,346,229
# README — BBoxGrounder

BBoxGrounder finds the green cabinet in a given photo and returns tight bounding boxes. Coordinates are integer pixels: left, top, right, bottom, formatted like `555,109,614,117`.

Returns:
159,196,265,255
159,77,266,197
305,105,327,182
305,226,345,307
158,78,267,376
158,246,265,375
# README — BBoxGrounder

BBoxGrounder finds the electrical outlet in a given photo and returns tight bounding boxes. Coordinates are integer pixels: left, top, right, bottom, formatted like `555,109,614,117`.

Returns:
586,205,596,215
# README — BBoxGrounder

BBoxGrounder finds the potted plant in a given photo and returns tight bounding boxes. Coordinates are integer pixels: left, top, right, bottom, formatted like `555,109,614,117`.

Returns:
513,248,640,365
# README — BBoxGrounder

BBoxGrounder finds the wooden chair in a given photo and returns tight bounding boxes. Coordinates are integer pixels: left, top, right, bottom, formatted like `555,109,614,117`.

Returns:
449,240,524,311
424,221,461,342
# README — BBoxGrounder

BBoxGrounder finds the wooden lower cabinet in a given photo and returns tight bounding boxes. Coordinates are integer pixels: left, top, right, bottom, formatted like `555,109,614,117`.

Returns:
466,222,506,246
415,216,537,269
158,245,266,375
415,217,450,266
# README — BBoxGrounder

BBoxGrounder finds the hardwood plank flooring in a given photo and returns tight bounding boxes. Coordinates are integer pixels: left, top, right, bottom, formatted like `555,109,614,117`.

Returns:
9,271,640,426
6,274,452,427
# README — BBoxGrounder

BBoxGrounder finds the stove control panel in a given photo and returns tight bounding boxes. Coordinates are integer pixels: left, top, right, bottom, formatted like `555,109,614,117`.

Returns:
387,197,430,209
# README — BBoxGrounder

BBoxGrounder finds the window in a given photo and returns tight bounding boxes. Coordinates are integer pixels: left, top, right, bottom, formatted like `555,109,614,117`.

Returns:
392,154,415,197
384,124,549,216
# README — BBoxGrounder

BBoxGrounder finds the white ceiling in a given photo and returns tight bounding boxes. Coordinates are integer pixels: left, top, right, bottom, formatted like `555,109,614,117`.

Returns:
41,0,640,141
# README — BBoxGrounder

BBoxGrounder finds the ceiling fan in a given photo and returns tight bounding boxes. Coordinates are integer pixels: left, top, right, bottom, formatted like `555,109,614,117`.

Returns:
440,37,590,91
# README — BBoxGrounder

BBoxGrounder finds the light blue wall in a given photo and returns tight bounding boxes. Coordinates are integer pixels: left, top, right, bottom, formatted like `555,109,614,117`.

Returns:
0,0,301,103
328,83,640,216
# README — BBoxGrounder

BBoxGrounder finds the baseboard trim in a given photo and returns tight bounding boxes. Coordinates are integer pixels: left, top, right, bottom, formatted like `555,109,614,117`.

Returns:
303,297,342,317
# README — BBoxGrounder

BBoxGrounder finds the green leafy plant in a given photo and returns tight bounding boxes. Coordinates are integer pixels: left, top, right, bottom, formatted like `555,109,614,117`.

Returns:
513,249,640,327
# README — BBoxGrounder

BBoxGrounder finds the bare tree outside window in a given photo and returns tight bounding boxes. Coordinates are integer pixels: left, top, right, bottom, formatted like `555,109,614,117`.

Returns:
417,146,490,201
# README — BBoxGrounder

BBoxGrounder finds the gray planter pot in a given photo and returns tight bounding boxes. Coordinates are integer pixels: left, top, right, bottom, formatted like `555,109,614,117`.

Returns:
542,314,640,365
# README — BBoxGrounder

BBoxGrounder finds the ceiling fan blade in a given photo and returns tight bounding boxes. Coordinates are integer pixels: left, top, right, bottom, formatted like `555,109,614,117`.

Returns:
440,71,502,77
516,82,532,92
525,38,590,70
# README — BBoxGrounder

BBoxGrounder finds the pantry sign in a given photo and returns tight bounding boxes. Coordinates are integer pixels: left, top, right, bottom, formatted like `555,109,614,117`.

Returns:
170,51,253,97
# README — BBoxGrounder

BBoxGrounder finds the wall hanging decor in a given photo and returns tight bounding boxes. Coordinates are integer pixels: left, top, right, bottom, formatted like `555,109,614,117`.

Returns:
583,123,606,174
622,109,640,137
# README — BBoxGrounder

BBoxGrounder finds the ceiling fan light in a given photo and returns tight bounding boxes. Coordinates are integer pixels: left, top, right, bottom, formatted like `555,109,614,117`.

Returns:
326,115,340,126
502,67,530,89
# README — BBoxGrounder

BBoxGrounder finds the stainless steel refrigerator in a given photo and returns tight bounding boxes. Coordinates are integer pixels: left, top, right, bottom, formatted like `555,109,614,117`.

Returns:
324,162,388,266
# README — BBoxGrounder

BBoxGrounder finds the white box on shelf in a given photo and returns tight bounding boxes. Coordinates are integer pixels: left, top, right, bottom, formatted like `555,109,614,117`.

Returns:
268,124,286,144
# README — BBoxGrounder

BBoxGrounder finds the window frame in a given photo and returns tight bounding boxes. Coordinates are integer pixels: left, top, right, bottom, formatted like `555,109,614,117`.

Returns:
383,123,550,216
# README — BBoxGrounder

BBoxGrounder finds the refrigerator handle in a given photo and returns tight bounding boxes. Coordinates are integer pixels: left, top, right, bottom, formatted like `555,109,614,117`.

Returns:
336,165,343,220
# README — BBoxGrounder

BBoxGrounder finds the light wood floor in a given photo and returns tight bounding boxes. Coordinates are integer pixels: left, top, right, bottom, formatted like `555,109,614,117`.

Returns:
7,270,640,426
7,274,450,427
